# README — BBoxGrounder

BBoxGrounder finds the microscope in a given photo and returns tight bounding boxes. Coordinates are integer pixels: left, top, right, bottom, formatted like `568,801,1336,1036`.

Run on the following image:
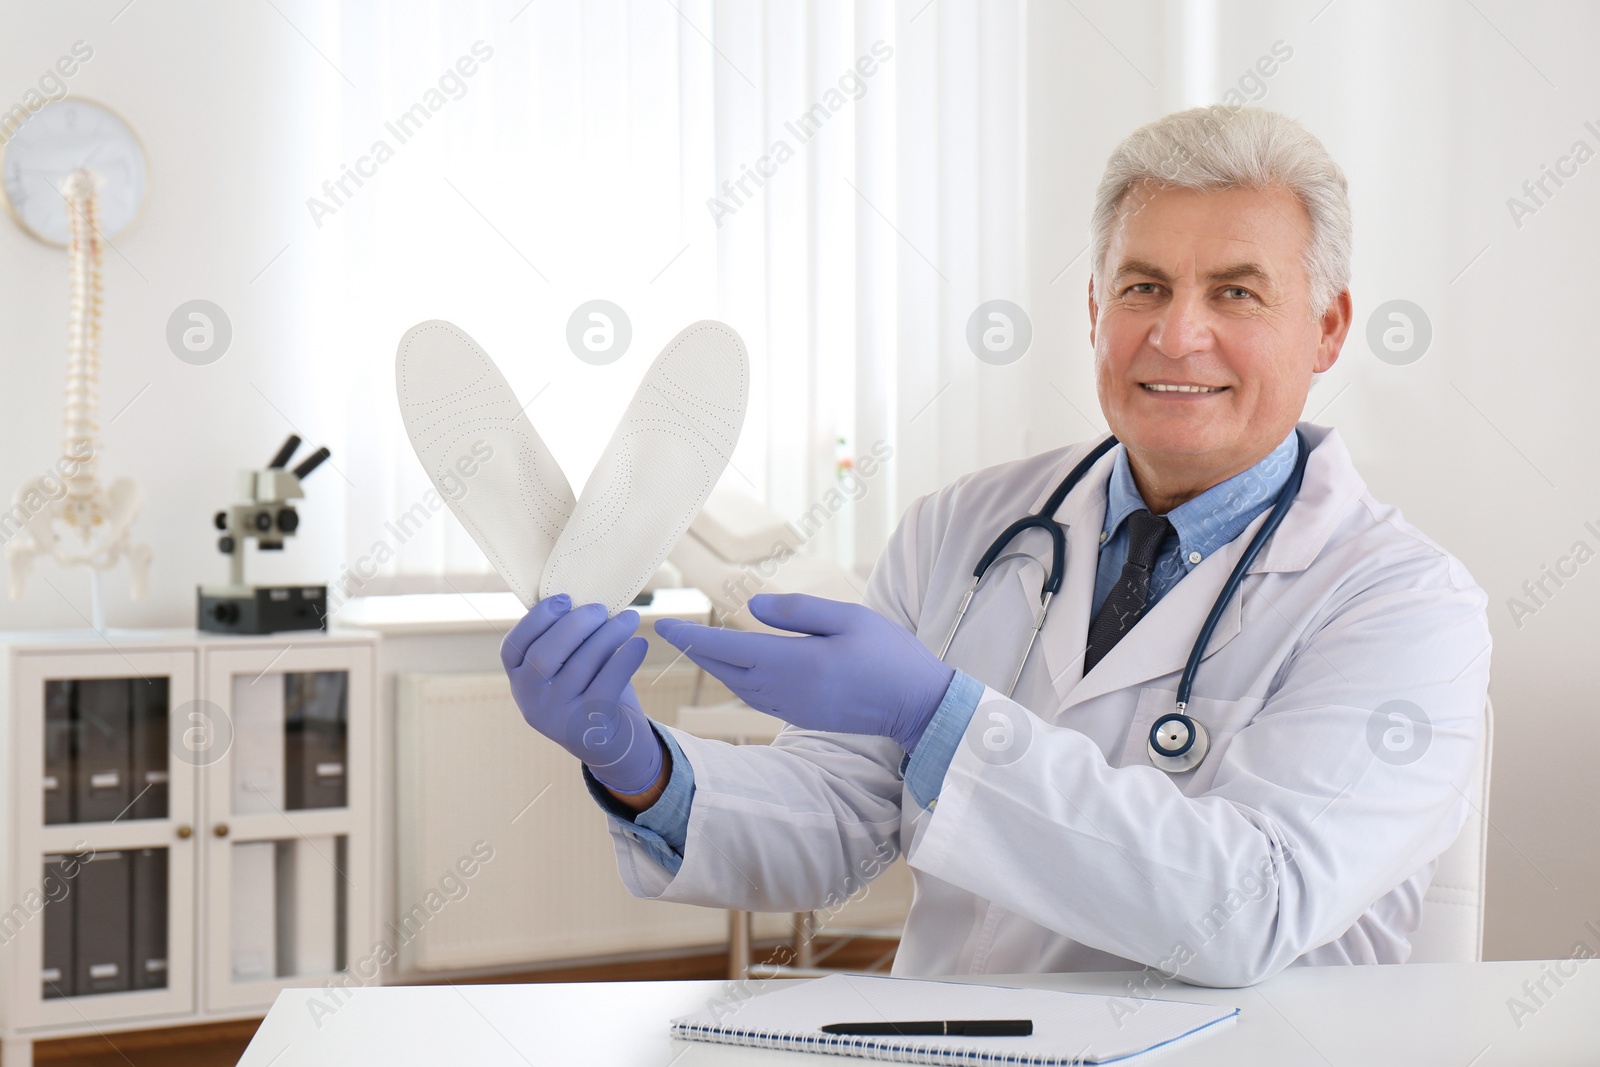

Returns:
197,434,332,634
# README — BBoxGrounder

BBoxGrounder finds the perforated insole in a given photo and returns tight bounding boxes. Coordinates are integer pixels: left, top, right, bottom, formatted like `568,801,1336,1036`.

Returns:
540,320,749,614
396,319,749,615
396,320,575,607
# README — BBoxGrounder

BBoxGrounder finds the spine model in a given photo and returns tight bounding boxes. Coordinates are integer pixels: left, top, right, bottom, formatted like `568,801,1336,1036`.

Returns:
6,167,152,608
62,167,104,521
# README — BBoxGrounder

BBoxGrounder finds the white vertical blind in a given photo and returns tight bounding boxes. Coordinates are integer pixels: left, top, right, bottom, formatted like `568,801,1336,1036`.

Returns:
319,0,1030,595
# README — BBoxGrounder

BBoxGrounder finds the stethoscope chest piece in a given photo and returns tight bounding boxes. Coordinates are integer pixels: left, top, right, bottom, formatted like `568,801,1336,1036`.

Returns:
1147,711,1209,774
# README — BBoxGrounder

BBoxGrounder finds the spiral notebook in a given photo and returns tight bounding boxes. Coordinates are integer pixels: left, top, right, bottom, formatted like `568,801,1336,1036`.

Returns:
671,973,1238,1064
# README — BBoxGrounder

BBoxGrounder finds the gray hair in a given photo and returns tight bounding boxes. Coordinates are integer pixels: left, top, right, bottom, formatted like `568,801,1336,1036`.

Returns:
1089,105,1352,320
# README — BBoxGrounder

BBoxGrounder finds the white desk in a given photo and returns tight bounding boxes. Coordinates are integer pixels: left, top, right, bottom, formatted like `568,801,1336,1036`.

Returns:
236,961,1597,1065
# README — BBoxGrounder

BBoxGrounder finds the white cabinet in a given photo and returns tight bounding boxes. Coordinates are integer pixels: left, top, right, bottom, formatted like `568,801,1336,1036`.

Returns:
0,628,376,1067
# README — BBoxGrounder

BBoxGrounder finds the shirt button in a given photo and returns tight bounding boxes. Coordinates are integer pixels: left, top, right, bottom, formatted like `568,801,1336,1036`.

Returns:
1098,531,1108,544
1188,551,1202,564
929,798,939,811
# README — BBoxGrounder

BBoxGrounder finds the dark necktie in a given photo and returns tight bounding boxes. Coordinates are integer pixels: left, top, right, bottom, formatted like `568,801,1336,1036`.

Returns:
1084,508,1173,674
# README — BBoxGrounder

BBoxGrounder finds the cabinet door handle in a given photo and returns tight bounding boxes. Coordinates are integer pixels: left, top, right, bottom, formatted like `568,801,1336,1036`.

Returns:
213,822,230,838
175,824,193,840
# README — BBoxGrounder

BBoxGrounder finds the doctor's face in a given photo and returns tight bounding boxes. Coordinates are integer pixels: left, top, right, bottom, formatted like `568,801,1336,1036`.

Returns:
1088,181,1351,487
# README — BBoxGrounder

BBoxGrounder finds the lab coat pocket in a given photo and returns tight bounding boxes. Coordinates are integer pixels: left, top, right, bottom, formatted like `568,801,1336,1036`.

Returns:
1120,686,1266,793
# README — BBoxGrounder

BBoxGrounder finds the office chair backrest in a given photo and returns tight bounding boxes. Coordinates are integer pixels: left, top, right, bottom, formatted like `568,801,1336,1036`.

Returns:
1406,697,1494,964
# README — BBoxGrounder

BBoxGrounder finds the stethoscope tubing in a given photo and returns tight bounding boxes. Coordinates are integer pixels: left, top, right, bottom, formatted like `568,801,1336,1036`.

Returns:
937,436,1119,676
1175,430,1310,711
938,430,1311,770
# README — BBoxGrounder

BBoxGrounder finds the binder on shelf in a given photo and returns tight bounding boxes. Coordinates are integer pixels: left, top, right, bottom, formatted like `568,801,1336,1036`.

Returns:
74,679,132,823
276,837,338,977
131,848,169,991
43,681,75,825
74,851,131,996
41,855,73,999
334,835,348,973
129,678,170,821
285,672,348,810
232,675,286,815
231,842,277,981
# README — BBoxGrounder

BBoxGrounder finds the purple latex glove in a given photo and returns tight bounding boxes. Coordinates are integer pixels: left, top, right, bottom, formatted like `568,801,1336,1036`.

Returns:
653,593,956,754
500,594,664,795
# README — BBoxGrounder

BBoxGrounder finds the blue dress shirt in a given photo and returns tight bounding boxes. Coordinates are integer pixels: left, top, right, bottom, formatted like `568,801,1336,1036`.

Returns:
583,723,695,875
587,430,1301,863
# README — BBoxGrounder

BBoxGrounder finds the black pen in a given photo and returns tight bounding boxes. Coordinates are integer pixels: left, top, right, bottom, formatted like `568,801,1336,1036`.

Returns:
820,1019,1033,1037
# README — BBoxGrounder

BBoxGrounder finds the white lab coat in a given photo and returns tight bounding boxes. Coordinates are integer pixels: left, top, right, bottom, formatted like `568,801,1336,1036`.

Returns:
603,422,1491,987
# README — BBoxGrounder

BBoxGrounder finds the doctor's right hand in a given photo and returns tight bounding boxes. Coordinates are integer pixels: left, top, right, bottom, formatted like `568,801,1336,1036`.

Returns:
499,594,665,796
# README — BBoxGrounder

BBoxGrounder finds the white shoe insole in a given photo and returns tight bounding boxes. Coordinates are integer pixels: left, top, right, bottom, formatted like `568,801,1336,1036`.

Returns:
540,320,749,614
396,319,749,615
396,320,575,607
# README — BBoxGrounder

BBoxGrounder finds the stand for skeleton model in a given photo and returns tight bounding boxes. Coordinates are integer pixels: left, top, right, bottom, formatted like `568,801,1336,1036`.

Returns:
90,572,107,633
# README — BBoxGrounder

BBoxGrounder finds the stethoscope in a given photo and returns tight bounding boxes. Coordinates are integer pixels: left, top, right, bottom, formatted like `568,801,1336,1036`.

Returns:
938,430,1310,774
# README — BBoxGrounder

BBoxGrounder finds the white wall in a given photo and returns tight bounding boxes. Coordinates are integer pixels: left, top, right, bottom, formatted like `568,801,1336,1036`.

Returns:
1025,0,1600,961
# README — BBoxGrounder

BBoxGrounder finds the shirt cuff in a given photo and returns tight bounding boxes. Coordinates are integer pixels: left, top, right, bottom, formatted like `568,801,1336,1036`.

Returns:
581,723,695,876
900,669,984,810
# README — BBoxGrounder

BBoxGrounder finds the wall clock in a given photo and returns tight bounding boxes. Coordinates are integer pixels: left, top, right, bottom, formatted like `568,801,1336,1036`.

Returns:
1,97,146,245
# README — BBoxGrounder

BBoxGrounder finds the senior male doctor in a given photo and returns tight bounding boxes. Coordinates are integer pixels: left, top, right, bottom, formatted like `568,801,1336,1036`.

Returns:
500,105,1491,988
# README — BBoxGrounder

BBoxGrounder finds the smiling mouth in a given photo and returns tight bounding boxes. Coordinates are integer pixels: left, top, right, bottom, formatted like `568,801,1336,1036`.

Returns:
1140,383,1227,394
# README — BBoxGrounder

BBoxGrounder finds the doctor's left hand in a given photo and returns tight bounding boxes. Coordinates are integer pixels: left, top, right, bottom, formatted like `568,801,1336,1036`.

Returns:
654,593,956,754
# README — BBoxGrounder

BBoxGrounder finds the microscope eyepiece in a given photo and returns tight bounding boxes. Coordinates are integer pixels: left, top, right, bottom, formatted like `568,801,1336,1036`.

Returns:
268,434,303,469
291,446,331,480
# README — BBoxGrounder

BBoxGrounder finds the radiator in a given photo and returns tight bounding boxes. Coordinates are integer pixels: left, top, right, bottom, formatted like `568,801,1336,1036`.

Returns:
396,667,913,972
395,669,794,971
